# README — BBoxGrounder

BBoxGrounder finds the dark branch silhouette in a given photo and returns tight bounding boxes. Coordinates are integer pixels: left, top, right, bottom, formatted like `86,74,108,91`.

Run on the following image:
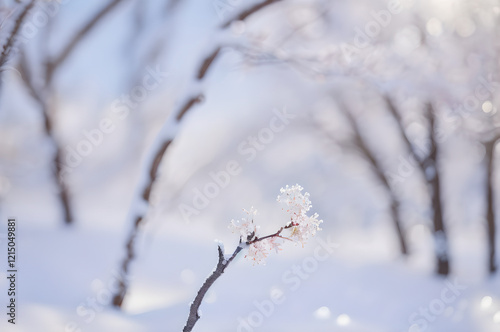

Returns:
385,96,450,275
339,103,408,255
17,0,129,224
0,0,36,69
425,103,450,275
183,244,243,332
220,0,281,28
0,0,37,86
46,0,127,83
484,137,499,273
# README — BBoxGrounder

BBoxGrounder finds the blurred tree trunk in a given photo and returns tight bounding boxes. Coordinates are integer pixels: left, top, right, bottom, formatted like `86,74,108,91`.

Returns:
42,100,73,224
386,98,450,275
340,105,408,255
485,139,497,273
0,0,37,86
17,0,127,224
18,55,73,224
426,108,449,275
390,199,408,255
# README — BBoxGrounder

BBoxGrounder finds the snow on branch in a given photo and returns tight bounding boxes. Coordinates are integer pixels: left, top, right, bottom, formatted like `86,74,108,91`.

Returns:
112,0,282,308
12,0,128,225
182,185,322,332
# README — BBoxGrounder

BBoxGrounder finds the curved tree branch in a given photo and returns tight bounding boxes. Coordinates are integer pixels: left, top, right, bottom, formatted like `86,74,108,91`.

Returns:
220,0,281,29
0,0,37,82
385,96,449,275
112,0,282,308
46,0,127,83
338,102,409,255
183,244,243,332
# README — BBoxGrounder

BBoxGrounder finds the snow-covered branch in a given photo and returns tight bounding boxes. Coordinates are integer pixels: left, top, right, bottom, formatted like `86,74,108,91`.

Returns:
14,0,129,225
112,0,283,308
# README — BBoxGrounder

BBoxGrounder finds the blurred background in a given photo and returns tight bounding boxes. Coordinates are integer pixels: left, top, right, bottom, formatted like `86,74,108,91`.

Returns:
0,0,500,331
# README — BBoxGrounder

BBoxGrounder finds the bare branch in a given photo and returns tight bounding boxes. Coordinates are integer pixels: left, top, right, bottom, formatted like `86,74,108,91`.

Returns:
276,6,330,47
197,47,221,80
340,105,390,188
425,102,450,275
385,96,450,274
41,99,74,223
17,0,128,225
220,0,282,29
485,138,498,273
183,244,243,332
0,0,37,70
384,95,426,173
336,101,408,255
142,140,172,201
17,51,42,102
383,97,450,273
46,0,127,82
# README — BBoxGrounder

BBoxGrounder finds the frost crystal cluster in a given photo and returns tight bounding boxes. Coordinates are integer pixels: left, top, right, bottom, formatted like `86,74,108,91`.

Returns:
277,184,322,243
229,184,323,264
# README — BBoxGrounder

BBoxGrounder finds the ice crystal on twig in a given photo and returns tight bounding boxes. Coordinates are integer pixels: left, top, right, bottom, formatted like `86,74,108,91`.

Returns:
229,185,322,264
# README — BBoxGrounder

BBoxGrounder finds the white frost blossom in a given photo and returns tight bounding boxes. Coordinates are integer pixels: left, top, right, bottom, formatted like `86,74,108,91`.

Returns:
229,185,323,264
277,184,323,245
228,207,258,241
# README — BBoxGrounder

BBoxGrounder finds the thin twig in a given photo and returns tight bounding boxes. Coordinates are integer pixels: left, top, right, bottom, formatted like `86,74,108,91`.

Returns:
16,0,128,224
46,0,127,83
183,244,243,332
220,0,282,29
276,6,330,47
384,95,426,173
17,51,42,102
0,0,37,71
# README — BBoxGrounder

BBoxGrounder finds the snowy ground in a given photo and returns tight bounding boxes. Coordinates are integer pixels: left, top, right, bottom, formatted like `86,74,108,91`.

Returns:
0,204,499,332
